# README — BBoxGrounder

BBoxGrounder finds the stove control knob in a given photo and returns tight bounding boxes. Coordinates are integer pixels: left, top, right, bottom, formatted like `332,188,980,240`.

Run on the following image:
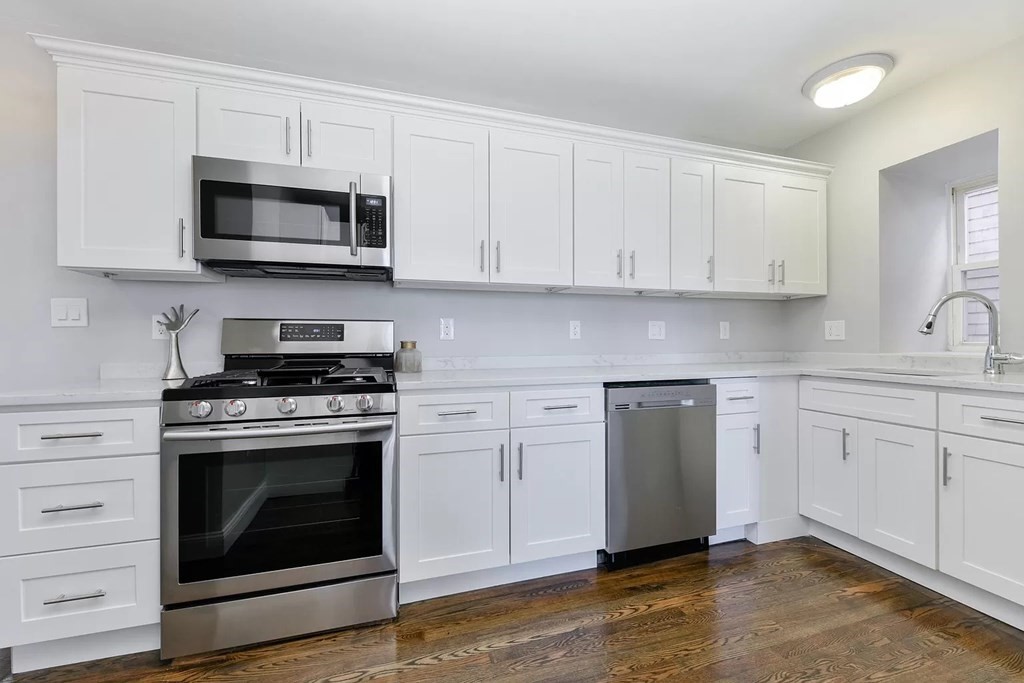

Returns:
277,397,298,415
224,399,247,417
356,394,374,412
326,395,345,413
188,400,213,419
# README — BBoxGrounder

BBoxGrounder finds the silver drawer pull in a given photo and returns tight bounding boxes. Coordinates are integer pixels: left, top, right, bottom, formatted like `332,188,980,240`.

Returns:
43,589,106,606
437,409,478,417
726,396,755,401
39,432,104,441
41,502,104,514
980,415,1024,426
542,404,579,411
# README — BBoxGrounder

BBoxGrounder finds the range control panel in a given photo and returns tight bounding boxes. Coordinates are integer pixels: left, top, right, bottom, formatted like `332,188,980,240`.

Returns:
279,322,345,342
359,195,388,248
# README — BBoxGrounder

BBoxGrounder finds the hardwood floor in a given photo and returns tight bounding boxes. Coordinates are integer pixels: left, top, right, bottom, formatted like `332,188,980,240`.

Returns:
17,538,1024,682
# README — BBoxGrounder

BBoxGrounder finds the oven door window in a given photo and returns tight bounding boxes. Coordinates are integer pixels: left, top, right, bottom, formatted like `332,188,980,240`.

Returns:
200,180,354,248
177,442,382,584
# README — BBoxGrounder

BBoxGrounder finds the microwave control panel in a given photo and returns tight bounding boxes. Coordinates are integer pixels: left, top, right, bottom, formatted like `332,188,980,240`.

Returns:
359,195,387,248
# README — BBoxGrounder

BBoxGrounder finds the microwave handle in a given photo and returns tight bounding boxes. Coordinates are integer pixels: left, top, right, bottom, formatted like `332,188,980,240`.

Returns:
349,181,359,257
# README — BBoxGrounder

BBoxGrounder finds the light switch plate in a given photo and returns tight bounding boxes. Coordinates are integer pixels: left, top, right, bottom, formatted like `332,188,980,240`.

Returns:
648,321,666,340
720,321,731,340
825,320,846,341
50,298,88,327
439,318,455,341
569,320,581,340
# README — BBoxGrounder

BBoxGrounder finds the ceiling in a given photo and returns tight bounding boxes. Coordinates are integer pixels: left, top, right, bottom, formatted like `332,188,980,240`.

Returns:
5,0,1024,152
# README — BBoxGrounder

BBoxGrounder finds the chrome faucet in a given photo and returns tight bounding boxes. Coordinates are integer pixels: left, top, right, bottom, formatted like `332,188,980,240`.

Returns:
918,291,1023,375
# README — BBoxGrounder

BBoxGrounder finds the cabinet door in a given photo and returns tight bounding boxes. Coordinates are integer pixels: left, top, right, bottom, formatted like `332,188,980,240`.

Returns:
197,87,300,165
714,165,771,293
940,434,1024,605
490,131,574,286
799,410,858,535
858,421,937,568
623,152,671,290
301,102,391,174
770,173,827,295
57,69,199,273
573,144,624,287
510,424,605,564
716,413,760,529
399,431,509,582
670,158,715,292
392,117,489,282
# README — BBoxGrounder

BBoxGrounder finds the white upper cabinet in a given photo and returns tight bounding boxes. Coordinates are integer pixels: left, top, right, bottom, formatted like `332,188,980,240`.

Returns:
623,152,671,290
393,117,490,283
714,165,771,293
769,173,827,296
490,131,574,286
573,144,625,288
670,158,715,292
198,87,301,165
300,101,391,174
57,69,209,277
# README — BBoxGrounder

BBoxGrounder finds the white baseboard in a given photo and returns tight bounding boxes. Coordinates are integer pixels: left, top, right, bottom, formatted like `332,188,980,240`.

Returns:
748,515,809,545
399,552,596,605
809,521,1024,632
12,624,159,674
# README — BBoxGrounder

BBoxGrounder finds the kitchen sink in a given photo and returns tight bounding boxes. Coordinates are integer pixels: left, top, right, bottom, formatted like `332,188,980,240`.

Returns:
831,367,961,377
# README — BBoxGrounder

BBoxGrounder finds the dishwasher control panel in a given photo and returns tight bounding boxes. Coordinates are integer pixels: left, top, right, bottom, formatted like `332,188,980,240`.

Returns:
605,381,717,411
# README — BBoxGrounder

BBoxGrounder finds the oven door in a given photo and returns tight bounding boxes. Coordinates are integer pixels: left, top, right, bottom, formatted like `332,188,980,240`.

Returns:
160,416,396,606
193,156,391,268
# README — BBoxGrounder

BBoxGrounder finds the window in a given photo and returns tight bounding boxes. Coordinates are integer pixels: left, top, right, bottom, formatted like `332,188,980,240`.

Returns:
950,178,999,349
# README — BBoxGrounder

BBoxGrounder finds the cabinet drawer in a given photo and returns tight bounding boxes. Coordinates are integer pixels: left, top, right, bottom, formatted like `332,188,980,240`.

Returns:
509,388,604,428
0,540,159,647
940,392,1024,444
0,407,159,464
799,379,936,429
399,393,509,435
712,378,759,415
0,455,159,558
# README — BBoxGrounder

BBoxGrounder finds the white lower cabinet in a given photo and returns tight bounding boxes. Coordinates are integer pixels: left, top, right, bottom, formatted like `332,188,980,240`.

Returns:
940,433,1024,605
510,424,605,564
799,410,859,536
716,412,759,529
398,431,510,583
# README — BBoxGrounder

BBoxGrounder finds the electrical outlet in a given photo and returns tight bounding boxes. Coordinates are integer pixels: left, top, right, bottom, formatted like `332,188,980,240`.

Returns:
153,315,169,340
50,298,88,327
825,320,846,341
569,320,582,340
439,317,455,341
648,321,666,340
720,321,731,340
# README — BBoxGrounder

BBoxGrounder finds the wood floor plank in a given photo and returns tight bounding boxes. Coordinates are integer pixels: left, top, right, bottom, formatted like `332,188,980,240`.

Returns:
14,538,1024,683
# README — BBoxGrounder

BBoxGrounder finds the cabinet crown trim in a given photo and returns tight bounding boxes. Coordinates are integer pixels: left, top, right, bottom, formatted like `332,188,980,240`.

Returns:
32,33,832,178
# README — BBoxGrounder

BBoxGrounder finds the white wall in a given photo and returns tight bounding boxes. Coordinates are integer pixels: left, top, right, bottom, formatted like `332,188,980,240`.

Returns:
784,38,1024,353
0,25,789,389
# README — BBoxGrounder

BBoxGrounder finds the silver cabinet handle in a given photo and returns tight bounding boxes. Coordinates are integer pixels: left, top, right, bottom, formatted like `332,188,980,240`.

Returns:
726,396,755,401
630,250,636,279
841,427,849,461
753,423,761,454
285,116,292,155
617,249,623,278
518,442,524,480
499,443,505,483
41,502,104,514
437,409,478,417
496,241,502,273
542,404,578,411
707,255,714,282
779,259,786,286
43,589,106,606
768,259,776,285
480,240,485,273
348,181,359,257
39,432,104,441
179,217,186,258
306,119,312,157
942,446,951,486
980,415,1024,426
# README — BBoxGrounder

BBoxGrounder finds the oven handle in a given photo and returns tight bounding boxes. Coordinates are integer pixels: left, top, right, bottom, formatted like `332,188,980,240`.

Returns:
162,420,393,442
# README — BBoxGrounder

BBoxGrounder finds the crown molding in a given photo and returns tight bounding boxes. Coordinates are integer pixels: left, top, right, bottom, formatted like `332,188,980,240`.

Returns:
30,34,832,177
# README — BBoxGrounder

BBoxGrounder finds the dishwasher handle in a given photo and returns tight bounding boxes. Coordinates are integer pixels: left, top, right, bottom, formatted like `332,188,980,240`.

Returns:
636,399,697,409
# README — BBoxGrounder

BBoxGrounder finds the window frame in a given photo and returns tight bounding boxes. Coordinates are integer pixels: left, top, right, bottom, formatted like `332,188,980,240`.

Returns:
947,175,998,352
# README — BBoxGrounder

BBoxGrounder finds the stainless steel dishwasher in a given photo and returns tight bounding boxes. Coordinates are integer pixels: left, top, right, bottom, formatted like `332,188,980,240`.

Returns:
603,380,717,568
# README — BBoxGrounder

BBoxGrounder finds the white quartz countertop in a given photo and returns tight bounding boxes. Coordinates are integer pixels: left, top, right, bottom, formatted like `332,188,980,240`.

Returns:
0,379,167,408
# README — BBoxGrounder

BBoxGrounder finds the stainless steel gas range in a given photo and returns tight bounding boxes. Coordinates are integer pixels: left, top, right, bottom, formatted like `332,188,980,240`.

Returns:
159,319,398,659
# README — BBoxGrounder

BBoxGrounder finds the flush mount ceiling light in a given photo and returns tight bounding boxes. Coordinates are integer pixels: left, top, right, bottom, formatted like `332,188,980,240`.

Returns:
802,53,894,109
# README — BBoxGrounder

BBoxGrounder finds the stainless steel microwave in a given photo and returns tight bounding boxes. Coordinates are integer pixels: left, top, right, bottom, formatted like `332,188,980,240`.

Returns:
193,156,392,281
